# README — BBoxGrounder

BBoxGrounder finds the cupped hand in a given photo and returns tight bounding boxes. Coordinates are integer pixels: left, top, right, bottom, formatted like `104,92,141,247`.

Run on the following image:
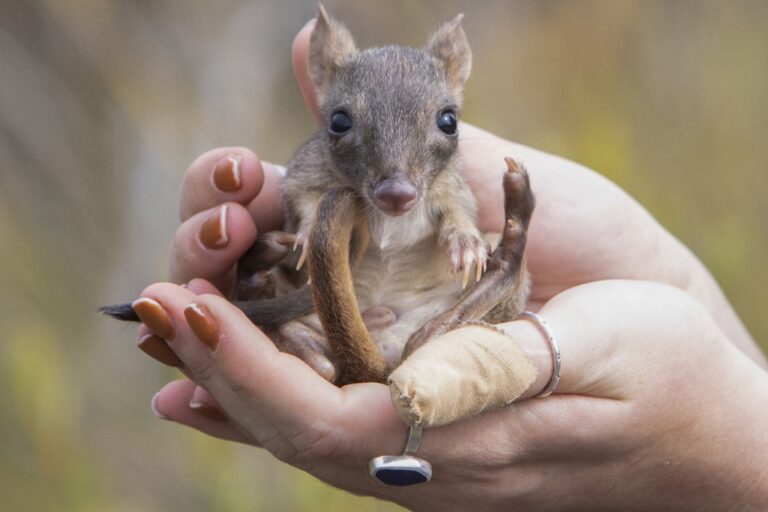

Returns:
139,279,768,511
127,18,768,511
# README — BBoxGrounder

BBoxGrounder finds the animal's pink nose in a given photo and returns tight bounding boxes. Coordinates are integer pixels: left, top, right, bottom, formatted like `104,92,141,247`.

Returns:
372,179,417,215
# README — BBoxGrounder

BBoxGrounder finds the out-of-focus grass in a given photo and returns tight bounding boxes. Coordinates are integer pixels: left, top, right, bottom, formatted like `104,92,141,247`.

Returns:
0,1,765,510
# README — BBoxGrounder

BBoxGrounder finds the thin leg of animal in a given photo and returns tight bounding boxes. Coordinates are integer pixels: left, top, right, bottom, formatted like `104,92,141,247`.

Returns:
233,231,317,326
237,231,297,281
402,158,535,358
236,230,309,302
236,271,277,301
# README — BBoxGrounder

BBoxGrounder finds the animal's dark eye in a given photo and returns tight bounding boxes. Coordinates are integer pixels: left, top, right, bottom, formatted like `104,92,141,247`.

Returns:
437,110,457,135
329,111,352,134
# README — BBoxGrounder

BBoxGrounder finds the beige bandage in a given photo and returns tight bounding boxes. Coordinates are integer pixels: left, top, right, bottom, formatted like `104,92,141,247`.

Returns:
388,323,538,427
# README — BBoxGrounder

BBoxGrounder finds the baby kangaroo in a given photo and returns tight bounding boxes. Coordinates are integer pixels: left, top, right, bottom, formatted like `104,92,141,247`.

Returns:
102,6,535,389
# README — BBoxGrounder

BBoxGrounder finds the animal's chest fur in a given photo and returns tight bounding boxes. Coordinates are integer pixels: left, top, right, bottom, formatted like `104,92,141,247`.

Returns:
290,201,492,367
352,241,461,365
352,206,462,365
290,203,463,366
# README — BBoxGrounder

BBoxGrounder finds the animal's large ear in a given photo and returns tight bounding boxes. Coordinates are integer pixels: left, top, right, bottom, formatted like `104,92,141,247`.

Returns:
425,14,472,97
309,4,357,106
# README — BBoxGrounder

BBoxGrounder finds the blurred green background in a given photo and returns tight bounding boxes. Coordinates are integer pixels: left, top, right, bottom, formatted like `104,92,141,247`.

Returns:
1,1,766,510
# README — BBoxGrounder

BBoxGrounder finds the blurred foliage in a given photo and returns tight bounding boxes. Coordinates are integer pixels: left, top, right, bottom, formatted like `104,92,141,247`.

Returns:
0,0,766,510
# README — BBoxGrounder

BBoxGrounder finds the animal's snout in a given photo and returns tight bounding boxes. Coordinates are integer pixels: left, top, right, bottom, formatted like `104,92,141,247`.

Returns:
372,178,417,216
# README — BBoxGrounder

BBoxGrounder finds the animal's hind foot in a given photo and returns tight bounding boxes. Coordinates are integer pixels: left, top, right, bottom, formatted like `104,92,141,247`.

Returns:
402,157,534,358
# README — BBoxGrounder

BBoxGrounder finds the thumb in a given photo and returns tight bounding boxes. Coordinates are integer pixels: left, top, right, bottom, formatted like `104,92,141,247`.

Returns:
292,18,321,123
499,279,722,402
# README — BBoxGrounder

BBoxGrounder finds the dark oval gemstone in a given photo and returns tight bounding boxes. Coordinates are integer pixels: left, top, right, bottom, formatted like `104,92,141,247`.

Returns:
373,468,430,486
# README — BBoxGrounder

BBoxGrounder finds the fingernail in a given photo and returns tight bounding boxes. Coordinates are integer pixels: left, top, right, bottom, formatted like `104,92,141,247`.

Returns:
132,298,175,339
137,333,184,368
184,302,219,351
151,392,170,420
199,205,229,249
189,400,227,421
211,154,242,192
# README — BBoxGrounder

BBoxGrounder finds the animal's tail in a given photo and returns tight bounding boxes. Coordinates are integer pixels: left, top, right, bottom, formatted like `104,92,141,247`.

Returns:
308,188,389,384
99,286,315,328
99,302,139,322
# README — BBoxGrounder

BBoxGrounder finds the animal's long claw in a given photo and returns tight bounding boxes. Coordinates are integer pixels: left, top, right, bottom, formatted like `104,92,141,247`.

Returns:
505,156,520,173
461,266,469,289
296,245,308,271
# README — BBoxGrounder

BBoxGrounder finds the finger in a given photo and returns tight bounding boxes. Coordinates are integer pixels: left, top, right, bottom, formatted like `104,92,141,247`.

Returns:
189,385,229,422
136,284,348,446
292,18,320,123
152,379,253,444
179,147,264,222
187,278,223,296
135,300,196,380
137,322,184,369
168,202,257,294
139,283,412,465
497,279,728,405
177,147,286,233
497,281,647,400
243,159,286,235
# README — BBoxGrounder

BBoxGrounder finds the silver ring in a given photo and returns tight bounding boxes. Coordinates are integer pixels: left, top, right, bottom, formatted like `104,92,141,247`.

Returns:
517,311,561,398
369,424,432,486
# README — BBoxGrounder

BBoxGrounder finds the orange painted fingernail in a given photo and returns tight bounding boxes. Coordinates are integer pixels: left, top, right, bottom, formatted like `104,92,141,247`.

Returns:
211,154,242,192
199,205,229,249
137,333,184,368
184,302,219,351
132,298,175,339
189,400,227,421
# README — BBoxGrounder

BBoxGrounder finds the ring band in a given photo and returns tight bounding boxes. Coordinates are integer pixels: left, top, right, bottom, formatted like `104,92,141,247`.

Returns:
369,424,432,486
517,311,561,398
403,423,423,455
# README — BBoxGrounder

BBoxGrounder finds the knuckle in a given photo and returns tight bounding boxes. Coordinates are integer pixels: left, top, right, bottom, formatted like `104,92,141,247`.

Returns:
187,355,218,387
171,218,195,250
169,231,205,278
141,281,178,298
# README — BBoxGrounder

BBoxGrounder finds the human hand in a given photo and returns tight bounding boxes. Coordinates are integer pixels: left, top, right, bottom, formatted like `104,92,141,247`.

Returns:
127,18,768,511
139,278,768,511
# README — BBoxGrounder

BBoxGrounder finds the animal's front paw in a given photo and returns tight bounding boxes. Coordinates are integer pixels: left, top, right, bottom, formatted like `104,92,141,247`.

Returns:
445,230,489,289
292,228,310,271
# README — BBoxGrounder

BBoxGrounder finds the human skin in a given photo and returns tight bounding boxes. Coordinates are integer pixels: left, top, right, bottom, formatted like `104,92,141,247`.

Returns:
132,20,768,511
